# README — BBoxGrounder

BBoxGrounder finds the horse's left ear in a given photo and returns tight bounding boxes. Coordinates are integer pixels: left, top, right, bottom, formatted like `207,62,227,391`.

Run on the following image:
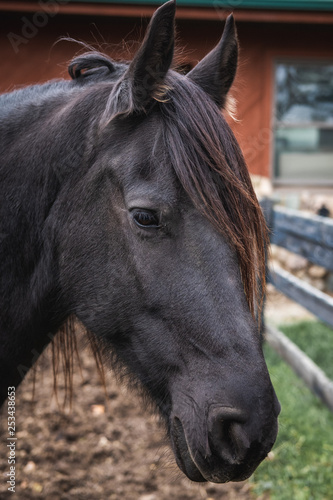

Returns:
104,0,175,121
187,14,238,109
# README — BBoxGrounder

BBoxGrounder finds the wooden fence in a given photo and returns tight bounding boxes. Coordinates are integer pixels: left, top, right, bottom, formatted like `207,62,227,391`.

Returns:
260,199,333,412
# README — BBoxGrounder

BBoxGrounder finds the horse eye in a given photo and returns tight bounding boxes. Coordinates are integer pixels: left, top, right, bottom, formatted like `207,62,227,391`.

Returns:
131,209,160,228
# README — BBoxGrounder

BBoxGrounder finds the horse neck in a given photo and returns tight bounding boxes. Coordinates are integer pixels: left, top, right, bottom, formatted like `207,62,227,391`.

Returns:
0,80,97,276
0,82,97,399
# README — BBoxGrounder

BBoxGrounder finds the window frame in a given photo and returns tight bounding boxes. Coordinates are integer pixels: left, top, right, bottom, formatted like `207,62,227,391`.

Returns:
272,57,333,187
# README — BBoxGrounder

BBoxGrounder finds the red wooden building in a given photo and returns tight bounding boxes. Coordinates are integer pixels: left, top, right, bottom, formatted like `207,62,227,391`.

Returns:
1,0,333,187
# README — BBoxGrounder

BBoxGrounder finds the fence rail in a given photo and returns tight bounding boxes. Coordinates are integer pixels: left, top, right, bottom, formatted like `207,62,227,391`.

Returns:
261,199,333,412
270,205,333,271
266,324,333,412
270,265,333,329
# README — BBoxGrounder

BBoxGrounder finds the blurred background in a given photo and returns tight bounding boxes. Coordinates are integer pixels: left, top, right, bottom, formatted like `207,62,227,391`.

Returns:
1,2,333,499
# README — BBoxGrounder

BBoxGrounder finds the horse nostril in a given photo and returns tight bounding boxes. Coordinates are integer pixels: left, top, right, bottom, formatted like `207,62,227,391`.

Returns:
208,406,250,464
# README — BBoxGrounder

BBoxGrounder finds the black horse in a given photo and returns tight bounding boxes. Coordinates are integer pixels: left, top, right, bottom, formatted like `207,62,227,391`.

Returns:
0,0,280,483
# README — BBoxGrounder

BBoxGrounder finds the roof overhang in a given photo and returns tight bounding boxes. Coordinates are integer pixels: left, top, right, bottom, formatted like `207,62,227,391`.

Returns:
1,0,333,24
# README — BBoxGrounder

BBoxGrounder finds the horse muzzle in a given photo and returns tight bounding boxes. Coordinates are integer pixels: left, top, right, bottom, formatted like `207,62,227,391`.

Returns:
170,399,280,483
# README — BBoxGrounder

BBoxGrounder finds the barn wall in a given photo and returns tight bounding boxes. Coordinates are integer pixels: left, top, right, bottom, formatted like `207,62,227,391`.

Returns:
234,21,333,177
1,10,333,177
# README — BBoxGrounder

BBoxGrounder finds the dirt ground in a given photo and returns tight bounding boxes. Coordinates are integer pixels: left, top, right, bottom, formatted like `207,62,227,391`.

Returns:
0,337,253,500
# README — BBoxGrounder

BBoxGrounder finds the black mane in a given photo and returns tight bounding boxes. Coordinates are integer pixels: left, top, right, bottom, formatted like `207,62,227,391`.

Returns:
0,52,127,119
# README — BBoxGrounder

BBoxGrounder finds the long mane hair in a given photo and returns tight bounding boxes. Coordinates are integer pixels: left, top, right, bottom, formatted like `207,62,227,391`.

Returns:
159,74,267,317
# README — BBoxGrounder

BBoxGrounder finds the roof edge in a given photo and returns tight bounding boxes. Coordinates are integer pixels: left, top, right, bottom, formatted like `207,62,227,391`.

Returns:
1,1,333,24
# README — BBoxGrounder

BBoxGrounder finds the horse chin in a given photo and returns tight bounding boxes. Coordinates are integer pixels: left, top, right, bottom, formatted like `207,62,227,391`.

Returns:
172,417,207,482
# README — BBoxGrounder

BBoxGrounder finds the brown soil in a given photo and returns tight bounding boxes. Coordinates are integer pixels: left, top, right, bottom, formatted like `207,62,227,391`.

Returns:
0,341,252,500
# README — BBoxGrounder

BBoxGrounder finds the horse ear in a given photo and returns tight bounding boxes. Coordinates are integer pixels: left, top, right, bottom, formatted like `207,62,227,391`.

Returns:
105,0,175,121
187,14,238,109
128,0,175,107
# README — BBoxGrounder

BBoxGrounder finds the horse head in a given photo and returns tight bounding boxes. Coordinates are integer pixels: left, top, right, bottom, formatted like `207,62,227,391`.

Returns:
56,0,280,483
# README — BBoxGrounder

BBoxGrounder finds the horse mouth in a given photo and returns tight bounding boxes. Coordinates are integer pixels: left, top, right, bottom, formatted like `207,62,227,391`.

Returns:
172,417,207,482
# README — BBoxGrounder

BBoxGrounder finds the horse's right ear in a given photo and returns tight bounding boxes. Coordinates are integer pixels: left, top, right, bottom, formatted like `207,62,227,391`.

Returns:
187,14,238,109
104,0,175,121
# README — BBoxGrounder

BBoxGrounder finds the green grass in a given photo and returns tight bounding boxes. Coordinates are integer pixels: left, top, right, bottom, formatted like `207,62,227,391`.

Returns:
250,321,333,500
279,321,333,379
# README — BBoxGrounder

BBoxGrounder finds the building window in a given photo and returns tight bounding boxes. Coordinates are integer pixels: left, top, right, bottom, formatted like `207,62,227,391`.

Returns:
273,61,333,185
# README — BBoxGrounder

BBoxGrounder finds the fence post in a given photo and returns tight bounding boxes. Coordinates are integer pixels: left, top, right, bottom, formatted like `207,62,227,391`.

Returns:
259,197,274,342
